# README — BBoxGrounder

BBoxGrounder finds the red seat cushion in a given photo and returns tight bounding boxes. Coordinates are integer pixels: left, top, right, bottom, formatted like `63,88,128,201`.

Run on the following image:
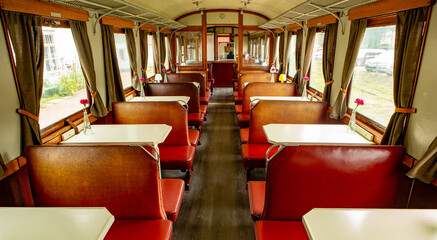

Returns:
254,221,309,240
240,128,249,144
159,146,195,170
200,105,207,114
200,97,209,105
188,113,205,128
188,129,200,147
161,179,184,222
233,81,238,89
242,144,278,168
234,91,238,97
247,181,265,221
236,113,250,128
208,78,215,84
105,219,173,240
235,104,242,114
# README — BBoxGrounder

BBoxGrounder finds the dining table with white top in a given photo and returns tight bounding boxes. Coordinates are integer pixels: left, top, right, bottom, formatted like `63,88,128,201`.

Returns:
0,207,114,240
303,208,437,240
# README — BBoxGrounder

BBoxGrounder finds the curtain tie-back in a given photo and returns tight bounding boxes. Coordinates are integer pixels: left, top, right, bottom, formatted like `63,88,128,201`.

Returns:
133,71,137,75
325,81,334,86
91,91,98,98
141,68,147,73
395,107,417,113
65,119,79,134
17,109,39,122
340,88,347,93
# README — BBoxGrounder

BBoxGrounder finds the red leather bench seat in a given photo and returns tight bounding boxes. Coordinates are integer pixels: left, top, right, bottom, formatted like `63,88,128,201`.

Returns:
161,179,184,222
235,104,242,113
240,128,249,144
234,72,279,104
247,181,265,220
188,129,200,147
242,144,278,169
200,105,207,114
188,113,205,131
236,113,250,128
254,221,308,240
159,146,195,170
105,219,173,240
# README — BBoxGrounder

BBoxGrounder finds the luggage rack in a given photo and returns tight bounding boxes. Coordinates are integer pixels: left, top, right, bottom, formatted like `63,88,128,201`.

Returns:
44,0,186,31
259,0,380,33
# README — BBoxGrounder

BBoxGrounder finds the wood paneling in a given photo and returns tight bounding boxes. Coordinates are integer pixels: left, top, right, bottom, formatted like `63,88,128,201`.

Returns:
242,25,265,31
211,62,234,87
176,9,269,22
307,14,338,28
238,13,243,72
101,15,134,29
0,0,88,21
367,14,397,27
286,23,302,31
179,26,202,31
140,24,157,32
202,12,207,70
349,0,435,20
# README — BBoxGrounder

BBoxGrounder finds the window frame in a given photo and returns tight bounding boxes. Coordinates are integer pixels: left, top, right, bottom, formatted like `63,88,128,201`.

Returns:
307,27,326,96
345,14,397,138
286,31,298,78
113,27,133,90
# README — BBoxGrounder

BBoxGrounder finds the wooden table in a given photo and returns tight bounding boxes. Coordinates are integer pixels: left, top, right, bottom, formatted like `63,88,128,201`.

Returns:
303,208,437,240
250,96,309,108
0,207,114,240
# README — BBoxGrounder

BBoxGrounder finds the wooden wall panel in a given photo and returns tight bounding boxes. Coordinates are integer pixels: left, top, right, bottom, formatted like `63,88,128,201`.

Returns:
349,0,434,20
101,15,134,28
307,14,338,28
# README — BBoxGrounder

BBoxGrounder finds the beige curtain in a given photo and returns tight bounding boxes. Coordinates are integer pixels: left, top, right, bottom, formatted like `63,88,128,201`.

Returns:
139,30,149,78
264,34,269,63
330,19,367,119
277,32,285,72
3,11,43,149
166,35,174,72
322,23,338,103
151,31,160,73
160,33,166,71
381,7,427,145
177,35,182,64
101,24,125,111
125,28,140,91
272,34,279,65
407,136,437,184
292,29,303,84
298,27,316,94
70,20,107,118
282,31,293,74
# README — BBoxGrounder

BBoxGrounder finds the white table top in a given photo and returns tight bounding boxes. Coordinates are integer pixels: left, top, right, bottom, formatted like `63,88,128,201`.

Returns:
263,124,374,146
129,96,190,105
0,207,114,240
61,124,172,145
303,208,437,240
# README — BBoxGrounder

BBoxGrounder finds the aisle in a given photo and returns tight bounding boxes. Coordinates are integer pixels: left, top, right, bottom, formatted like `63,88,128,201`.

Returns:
164,88,255,239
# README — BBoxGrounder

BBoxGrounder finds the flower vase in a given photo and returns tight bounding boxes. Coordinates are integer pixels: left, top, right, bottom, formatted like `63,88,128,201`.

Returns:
302,83,307,99
140,84,145,97
83,110,92,135
271,73,275,82
348,109,357,133
164,74,168,83
176,66,179,73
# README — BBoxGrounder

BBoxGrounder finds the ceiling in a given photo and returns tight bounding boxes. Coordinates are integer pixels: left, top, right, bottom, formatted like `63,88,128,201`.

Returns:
124,0,307,20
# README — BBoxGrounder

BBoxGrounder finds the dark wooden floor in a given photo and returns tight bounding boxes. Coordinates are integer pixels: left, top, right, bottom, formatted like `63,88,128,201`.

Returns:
162,88,257,240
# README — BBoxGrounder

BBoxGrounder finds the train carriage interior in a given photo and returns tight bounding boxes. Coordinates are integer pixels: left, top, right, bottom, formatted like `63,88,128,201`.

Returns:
0,0,437,239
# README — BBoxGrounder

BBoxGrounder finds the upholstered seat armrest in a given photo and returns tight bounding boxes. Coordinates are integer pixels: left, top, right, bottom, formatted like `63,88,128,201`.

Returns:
161,179,184,222
248,181,266,221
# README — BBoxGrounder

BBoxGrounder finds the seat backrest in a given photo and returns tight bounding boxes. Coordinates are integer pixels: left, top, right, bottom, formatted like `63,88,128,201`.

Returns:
26,145,167,220
248,100,328,144
238,72,279,97
242,82,297,114
112,102,190,146
261,145,404,220
167,73,206,97
147,83,200,113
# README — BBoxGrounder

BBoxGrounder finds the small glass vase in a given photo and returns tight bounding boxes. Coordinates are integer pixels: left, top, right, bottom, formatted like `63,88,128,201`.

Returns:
83,110,92,135
348,109,357,133
176,66,179,73
302,83,307,99
140,83,145,97
271,73,275,82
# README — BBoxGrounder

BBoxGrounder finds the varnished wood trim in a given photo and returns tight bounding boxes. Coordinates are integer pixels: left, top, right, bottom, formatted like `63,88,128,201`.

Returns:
113,27,125,34
178,26,202,31
202,12,207,70
161,29,171,34
274,28,284,33
176,9,269,21
307,14,338,28
0,0,88,21
101,15,134,29
242,26,265,31
367,14,397,27
0,159,19,181
208,24,238,26
349,0,435,20
140,24,157,32
238,13,243,72
286,23,302,31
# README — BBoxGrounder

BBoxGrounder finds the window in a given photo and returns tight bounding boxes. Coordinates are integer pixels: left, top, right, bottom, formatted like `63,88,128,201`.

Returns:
309,32,325,92
147,34,155,77
114,33,131,89
348,25,396,127
40,27,87,129
243,31,269,67
177,31,202,66
287,34,297,77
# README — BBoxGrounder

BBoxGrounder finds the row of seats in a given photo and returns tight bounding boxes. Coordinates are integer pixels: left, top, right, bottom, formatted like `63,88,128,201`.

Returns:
232,71,405,239
0,72,215,239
